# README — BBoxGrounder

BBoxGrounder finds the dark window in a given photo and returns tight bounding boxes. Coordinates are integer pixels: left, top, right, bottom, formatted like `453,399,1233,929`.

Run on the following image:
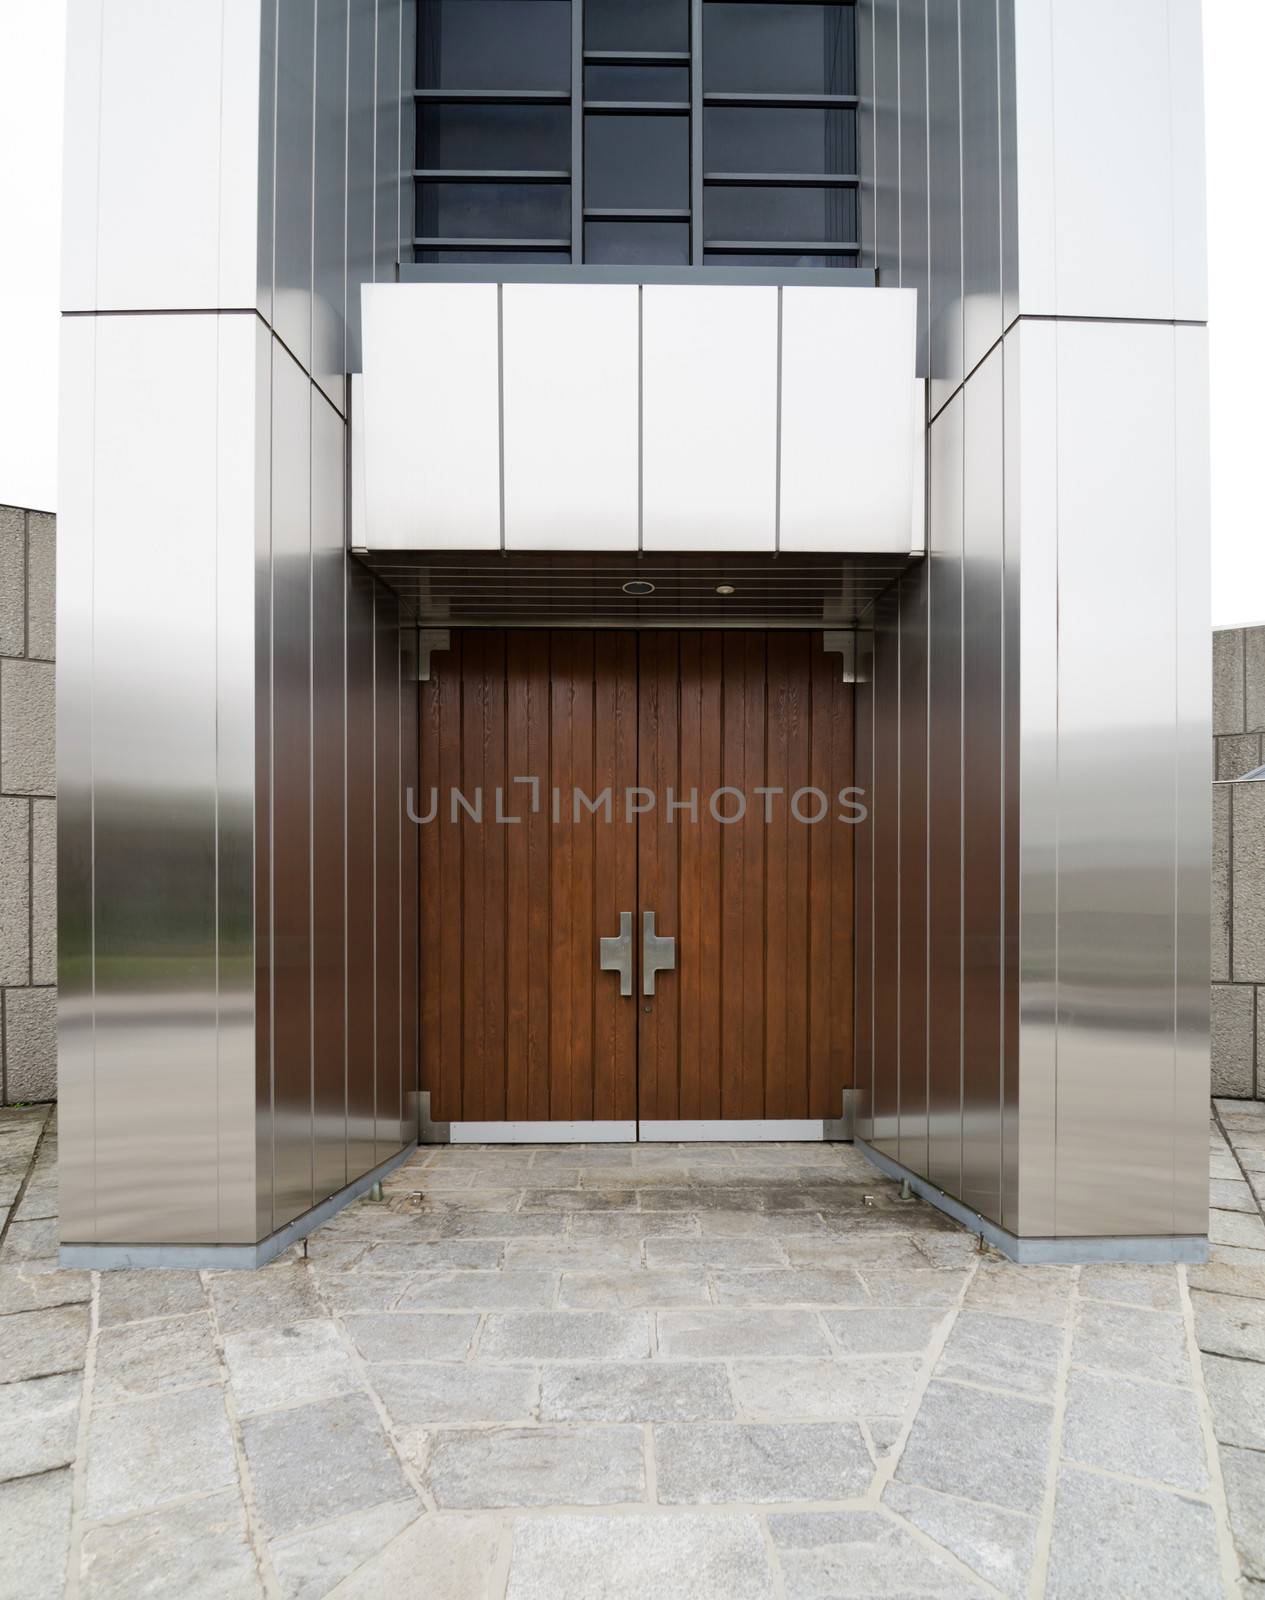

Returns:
585,221,690,264
703,3,853,95
416,249,572,263
417,0,571,91
584,64,690,103
585,115,689,211
416,182,571,241
705,106,855,176
417,104,571,172
703,250,854,267
705,184,857,244
585,0,689,53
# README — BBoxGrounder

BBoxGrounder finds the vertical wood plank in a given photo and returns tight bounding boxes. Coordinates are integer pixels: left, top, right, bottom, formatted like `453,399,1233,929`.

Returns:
741,632,766,1118
483,631,508,1121
783,632,810,1118
549,630,574,1118
765,632,790,1118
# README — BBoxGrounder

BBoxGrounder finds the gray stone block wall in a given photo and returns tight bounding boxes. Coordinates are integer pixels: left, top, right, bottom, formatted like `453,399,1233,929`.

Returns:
1213,623,1265,1097
0,504,56,1103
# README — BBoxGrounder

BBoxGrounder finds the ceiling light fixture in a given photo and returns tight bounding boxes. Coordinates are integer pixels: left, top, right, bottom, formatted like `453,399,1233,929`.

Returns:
715,584,736,596
622,579,655,596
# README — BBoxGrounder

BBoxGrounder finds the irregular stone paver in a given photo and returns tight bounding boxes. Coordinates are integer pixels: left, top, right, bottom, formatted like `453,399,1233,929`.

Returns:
1,1114,1259,1594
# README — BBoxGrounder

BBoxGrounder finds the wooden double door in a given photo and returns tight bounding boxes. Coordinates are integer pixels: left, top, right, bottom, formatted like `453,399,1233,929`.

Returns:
419,630,853,1128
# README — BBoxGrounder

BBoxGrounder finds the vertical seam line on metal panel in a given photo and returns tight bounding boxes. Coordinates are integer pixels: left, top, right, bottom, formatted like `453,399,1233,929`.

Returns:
370,0,380,279
89,315,100,1238
999,339,1008,1224
774,288,783,554
309,6,318,388
497,284,506,551
573,0,583,260
1052,321,1062,1235
958,381,965,1203
213,308,222,1239
372,584,379,1156
691,0,704,265
268,338,278,1235
396,0,404,272
1170,321,1180,1234
309,11,318,1214
398,627,404,1143
637,286,644,553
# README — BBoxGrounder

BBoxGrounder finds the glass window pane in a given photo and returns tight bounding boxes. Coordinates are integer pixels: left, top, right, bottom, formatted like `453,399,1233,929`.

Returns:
705,185,857,244
704,3,854,95
585,115,689,209
416,181,571,240
585,0,688,52
417,105,572,170
702,250,856,266
705,107,856,175
416,249,573,262
418,0,571,91
585,221,689,264
584,65,689,102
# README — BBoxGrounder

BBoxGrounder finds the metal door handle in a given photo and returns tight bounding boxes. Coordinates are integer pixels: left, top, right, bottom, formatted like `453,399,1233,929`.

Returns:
599,912,634,997
643,911,676,996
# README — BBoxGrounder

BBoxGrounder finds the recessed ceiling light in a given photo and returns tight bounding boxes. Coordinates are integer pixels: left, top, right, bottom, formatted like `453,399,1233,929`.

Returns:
622,579,655,596
715,584,736,596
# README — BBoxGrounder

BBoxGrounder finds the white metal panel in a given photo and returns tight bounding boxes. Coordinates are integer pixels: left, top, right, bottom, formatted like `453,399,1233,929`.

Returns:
60,0,103,310
779,287,919,553
361,283,501,548
218,0,264,308
502,284,639,551
450,1123,638,1144
1012,0,1057,317
1168,0,1209,321
641,285,778,551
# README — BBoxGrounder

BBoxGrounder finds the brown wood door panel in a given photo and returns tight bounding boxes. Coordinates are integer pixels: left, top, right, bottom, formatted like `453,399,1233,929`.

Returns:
637,631,855,1122
419,628,853,1126
420,630,637,1123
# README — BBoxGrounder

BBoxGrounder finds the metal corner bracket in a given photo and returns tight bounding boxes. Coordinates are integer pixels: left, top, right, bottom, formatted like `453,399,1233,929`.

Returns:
411,628,451,683
824,1087,858,1142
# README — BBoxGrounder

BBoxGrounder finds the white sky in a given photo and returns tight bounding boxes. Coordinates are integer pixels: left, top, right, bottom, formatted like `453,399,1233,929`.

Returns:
1,1,1261,626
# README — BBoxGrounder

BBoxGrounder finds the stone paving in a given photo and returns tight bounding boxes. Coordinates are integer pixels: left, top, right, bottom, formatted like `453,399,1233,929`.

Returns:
5,1102,1265,1596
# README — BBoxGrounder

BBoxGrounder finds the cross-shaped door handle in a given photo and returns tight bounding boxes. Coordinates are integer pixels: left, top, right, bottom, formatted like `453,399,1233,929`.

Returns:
643,911,676,997
599,912,634,997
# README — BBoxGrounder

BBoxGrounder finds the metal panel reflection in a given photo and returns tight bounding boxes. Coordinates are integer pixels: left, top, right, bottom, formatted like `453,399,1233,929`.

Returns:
897,0,929,374
960,0,1002,373
502,284,639,551
897,568,928,1178
313,0,350,408
274,0,316,369
1052,322,1180,1237
375,592,404,1158
926,0,962,414
869,593,900,1155
346,564,379,1177
270,347,315,1230
641,285,777,551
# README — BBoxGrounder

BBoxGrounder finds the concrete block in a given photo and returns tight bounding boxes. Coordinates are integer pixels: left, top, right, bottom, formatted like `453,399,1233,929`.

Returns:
24,513,54,662
4,988,57,1102
1219,733,1263,780
1214,783,1231,981
1234,783,1265,982
1212,984,1256,1098
1216,629,1246,734
0,659,54,795
1248,626,1265,733
0,798,30,986
29,799,54,986
0,508,23,657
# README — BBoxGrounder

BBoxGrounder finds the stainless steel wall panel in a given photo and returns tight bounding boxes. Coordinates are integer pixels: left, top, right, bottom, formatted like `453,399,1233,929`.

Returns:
641,286,778,551
374,0,402,282
501,285,639,551
216,316,266,1242
997,0,1019,330
926,0,962,415
89,316,221,1243
926,390,964,1199
55,316,98,1243
257,0,277,324
1013,320,1057,1237
346,564,379,1177
270,346,315,1230
853,636,876,1139
1168,1,1209,322
897,0,929,373
221,1,267,309
312,391,348,1204
897,569,928,1177
1052,321,1179,1238
870,598,900,1155
1000,327,1021,1231
346,0,378,369
253,327,276,1243
960,343,1004,1224
1172,324,1212,1234
1011,0,1055,315
857,0,877,264
60,0,103,312
313,0,350,409
274,0,316,369
872,0,900,282
374,593,403,1158
959,0,1001,376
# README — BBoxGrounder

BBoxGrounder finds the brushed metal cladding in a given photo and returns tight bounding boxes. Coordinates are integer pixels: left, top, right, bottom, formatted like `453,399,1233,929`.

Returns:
257,0,277,324
641,286,778,551
1000,331,1021,1231
374,0,402,283
897,0,929,374
274,0,316,369
853,630,876,1139
313,0,350,409
346,0,379,369
872,0,900,281
59,0,102,312
1168,1,1209,321
960,344,1005,1224
501,285,640,552
89,316,221,1244
870,595,900,1155
897,568,928,1178
926,389,964,1201
997,0,1019,329
270,347,315,1230
346,563,379,1178
253,328,276,1244
1052,322,1181,1238
374,591,404,1158
312,391,348,1204
1014,321,1058,1238
55,317,97,1243
959,0,1002,376
1172,325,1212,1234
926,0,962,416
856,0,876,264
